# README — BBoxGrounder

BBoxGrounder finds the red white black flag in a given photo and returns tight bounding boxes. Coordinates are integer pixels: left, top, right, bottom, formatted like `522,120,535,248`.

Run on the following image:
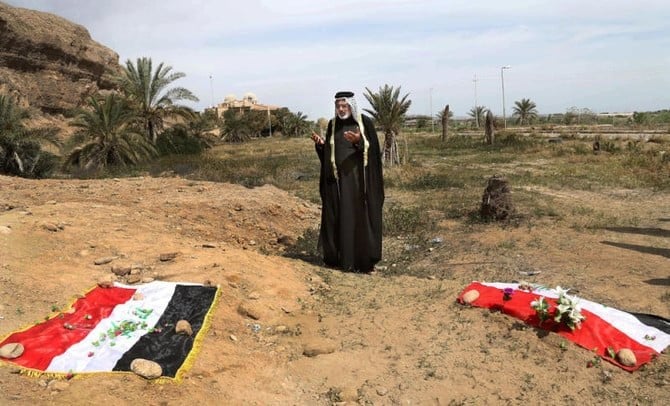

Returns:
458,281,670,371
0,281,219,379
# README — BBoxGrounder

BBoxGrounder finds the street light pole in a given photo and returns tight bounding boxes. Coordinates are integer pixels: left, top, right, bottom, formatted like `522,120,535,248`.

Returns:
473,74,479,128
209,74,214,108
500,65,511,129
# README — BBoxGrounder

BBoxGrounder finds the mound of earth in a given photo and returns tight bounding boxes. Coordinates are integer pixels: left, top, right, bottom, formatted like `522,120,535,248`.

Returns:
0,175,329,404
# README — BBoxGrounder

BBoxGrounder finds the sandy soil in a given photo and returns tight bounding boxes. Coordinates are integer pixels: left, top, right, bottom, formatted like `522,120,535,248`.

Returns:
0,174,668,405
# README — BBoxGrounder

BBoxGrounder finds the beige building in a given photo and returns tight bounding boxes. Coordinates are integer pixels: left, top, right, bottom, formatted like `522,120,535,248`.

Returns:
211,92,280,117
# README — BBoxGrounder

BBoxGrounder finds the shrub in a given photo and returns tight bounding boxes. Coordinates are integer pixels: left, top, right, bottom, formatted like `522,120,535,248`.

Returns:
156,126,209,155
384,203,436,235
0,94,61,178
601,140,619,153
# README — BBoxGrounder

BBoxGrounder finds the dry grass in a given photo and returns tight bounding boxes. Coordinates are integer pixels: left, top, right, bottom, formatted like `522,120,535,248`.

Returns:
3,125,669,405
112,128,670,279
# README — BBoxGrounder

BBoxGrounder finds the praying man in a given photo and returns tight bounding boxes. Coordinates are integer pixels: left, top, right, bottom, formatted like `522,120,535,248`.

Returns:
311,91,384,273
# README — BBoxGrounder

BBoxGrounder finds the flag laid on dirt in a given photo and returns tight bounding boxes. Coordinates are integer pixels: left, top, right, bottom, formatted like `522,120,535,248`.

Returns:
0,281,220,380
457,281,670,371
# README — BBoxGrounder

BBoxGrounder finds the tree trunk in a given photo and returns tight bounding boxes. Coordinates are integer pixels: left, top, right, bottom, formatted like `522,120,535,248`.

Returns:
383,130,400,167
29,153,41,174
13,151,24,173
441,105,449,142
485,111,495,145
480,175,514,220
148,121,156,143
402,131,409,164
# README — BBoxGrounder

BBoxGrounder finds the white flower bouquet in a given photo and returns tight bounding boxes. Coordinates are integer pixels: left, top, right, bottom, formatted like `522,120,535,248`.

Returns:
531,286,586,330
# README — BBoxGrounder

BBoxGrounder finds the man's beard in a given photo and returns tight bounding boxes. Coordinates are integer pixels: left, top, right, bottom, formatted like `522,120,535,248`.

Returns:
337,111,351,120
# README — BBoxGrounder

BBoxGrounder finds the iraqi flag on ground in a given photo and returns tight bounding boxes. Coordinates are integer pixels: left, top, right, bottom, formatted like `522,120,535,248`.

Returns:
0,281,220,380
457,281,670,371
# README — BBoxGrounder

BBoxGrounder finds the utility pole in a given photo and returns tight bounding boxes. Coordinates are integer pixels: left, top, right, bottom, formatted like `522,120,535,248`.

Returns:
501,65,511,129
268,104,272,137
429,87,434,133
473,74,479,128
209,74,214,108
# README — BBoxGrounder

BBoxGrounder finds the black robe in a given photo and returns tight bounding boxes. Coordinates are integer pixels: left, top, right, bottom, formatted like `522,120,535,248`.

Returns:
315,114,384,272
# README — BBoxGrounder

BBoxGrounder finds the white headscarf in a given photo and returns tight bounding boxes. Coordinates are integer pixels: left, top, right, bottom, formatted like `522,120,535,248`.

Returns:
330,93,369,179
335,95,359,122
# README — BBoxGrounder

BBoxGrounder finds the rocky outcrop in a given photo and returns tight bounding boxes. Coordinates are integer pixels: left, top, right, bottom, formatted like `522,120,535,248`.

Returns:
0,1,121,115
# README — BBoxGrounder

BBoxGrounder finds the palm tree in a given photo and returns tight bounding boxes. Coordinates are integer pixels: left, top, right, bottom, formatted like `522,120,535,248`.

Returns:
437,105,453,141
117,57,198,143
220,109,253,143
0,94,60,177
64,94,156,170
436,109,454,125
0,94,28,133
156,112,216,155
468,106,488,128
363,85,411,166
281,111,310,137
512,98,538,125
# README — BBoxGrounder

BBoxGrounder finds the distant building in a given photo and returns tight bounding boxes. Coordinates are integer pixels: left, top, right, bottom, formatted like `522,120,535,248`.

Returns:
597,112,634,118
210,92,280,117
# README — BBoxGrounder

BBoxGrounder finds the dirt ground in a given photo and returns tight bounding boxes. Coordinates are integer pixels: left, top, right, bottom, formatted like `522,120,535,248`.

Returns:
0,174,668,405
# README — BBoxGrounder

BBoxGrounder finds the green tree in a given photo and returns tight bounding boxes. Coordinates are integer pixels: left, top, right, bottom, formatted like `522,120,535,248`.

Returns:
272,108,291,134
246,110,270,138
220,110,248,143
220,109,268,142
512,98,538,125
156,111,216,155
117,57,198,143
0,93,27,133
64,94,156,170
363,84,411,166
468,106,488,128
200,108,221,130
565,106,596,125
0,94,60,178
632,111,648,125
414,116,429,131
280,110,311,137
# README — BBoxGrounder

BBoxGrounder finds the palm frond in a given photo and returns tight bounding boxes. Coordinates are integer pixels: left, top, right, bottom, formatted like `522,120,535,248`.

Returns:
65,93,156,171
116,57,199,143
512,98,538,125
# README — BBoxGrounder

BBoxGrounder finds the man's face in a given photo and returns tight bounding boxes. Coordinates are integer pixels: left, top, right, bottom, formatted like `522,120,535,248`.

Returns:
336,99,351,119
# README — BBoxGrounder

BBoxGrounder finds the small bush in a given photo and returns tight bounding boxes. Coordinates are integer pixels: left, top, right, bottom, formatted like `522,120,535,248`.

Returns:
406,173,465,190
156,127,209,155
0,140,60,178
626,140,643,153
441,135,481,150
495,132,539,151
572,144,591,155
384,203,436,235
283,227,321,263
601,141,619,153
29,151,60,178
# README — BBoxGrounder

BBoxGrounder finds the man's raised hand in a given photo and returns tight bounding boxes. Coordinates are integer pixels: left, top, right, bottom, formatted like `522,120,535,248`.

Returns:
311,132,325,145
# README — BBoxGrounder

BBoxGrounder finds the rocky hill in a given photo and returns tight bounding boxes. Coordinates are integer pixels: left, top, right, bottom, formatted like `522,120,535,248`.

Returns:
0,1,121,116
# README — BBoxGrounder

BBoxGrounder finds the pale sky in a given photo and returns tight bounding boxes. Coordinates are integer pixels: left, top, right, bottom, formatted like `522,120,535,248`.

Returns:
6,0,670,120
